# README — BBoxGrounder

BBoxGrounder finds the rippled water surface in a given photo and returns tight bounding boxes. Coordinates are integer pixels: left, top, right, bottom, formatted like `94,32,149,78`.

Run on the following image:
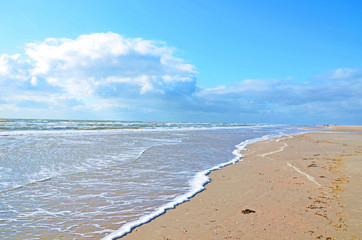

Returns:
0,119,305,239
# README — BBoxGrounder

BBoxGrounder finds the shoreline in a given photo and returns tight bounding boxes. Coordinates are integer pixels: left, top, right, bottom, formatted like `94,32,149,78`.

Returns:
110,129,362,240
102,134,273,240
305,125,362,133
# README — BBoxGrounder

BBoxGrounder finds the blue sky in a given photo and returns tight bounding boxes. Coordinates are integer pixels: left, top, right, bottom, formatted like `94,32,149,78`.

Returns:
0,0,361,124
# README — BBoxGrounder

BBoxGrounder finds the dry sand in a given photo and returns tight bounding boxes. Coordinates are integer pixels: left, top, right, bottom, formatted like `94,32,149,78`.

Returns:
117,130,362,240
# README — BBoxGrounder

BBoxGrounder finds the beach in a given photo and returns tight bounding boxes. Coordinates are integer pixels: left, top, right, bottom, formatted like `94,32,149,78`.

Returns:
117,129,362,240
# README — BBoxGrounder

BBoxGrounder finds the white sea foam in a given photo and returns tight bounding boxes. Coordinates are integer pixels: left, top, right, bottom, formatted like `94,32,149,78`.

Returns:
0,145,152,194
102,134,273,240
258,142,288,157
0,120,279,137
286,163,321,187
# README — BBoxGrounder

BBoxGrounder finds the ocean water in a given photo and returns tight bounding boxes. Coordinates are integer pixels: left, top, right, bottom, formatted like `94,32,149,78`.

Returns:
0,119,306,239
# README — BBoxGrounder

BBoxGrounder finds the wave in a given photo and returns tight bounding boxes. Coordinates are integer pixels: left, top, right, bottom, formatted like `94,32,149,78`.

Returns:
0,146,152,194
0,119,279,137
0,177,52,194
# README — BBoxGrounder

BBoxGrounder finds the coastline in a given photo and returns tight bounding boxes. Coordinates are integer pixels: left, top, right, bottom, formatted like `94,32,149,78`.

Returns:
110,129,362,240
305,125,362,133
1,123,303,239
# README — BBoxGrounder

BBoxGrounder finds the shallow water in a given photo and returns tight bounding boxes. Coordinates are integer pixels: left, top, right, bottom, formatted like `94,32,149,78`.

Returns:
0,120,306,239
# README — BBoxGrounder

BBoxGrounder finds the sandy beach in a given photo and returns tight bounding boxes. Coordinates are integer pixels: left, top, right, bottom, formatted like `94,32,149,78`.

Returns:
117,129,362,240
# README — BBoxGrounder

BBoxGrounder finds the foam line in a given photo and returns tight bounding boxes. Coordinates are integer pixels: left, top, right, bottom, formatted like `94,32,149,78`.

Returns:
286,162,321,187
258,142,288,157
102,135,273,240
0,177,52,194
132,148,148,162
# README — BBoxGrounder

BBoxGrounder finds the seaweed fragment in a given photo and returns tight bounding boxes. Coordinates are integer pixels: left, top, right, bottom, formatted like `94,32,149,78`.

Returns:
241,209,256,214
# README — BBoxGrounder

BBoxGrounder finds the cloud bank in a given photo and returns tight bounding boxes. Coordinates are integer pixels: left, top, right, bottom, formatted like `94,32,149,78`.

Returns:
0,32,361,124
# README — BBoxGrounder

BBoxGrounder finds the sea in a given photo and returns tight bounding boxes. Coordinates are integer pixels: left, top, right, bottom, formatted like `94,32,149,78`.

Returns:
0,119,307,239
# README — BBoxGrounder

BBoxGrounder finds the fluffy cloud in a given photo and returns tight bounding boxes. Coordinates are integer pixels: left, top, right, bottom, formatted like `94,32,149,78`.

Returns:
0,32,198,119
25,32,197,97
0,54,32,83
0,32,361,124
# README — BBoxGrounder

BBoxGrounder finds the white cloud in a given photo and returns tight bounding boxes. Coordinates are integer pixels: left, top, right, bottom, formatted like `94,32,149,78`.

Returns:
0,32,361,124
314,67,360,81
0,54,32,82
330,68,359,79
191,71,362,123
0,32,199,119
24,32,197,97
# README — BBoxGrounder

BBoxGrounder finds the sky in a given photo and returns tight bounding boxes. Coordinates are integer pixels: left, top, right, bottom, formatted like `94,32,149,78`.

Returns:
0,0,361,124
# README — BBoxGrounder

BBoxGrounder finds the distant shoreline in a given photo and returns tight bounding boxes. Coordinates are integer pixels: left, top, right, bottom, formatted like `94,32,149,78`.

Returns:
305,125,362,132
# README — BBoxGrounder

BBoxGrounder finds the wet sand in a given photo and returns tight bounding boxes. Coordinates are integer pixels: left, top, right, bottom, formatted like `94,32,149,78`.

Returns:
118,130,362,240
